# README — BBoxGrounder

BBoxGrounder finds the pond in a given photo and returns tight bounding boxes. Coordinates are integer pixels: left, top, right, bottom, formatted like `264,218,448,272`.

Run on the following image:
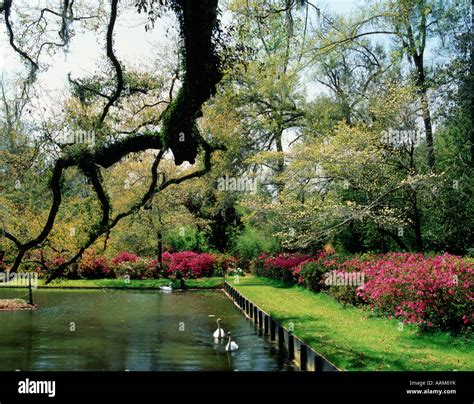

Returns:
0,288,294,371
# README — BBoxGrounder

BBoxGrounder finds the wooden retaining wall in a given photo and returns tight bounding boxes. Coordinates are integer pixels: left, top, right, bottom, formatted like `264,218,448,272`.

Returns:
223,281,339,372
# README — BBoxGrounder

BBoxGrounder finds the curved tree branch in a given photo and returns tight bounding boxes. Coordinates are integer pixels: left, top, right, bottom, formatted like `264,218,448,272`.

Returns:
100,0,124,123
2,0,39,75
5,0,224,281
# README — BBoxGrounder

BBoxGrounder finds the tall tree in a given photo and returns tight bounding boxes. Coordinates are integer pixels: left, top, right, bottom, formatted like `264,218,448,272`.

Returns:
0,0,225,281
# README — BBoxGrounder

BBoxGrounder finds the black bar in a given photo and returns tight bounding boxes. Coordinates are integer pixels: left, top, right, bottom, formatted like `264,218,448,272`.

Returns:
0,371,470,403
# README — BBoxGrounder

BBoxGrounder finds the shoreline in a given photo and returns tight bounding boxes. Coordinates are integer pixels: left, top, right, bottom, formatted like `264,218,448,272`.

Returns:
0,298,36,311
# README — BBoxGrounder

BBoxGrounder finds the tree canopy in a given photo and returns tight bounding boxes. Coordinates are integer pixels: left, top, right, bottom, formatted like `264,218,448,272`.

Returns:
0,0,472,280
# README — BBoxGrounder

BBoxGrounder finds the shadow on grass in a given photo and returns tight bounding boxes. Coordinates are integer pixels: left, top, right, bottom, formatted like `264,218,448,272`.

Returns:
263,313,435,371
236,277,295,289
402,329,473,351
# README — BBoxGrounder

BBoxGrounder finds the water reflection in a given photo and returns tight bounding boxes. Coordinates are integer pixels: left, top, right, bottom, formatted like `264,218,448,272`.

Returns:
0,289,293,371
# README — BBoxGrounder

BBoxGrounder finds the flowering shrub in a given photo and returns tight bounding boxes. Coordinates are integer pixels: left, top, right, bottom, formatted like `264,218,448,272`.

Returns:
111,252,140,266
294,258,329,292
213,254,238,277
110,252,158,280
166,251,216,278
79,254,114,279
113,259,155,280
357,253,473,332
255,251,473,332
255,253,315,282
23,250,72,278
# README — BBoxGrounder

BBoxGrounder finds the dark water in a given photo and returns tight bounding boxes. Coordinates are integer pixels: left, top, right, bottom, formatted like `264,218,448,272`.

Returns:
0,288,293,371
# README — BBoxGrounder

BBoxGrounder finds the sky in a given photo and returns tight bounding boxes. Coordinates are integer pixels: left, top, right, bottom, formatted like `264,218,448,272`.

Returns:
1,0,447,128
0,0,393,152
0,0,362,98
0,0,447,162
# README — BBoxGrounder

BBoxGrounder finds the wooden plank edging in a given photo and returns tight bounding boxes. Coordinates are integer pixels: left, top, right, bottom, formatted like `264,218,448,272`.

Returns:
222,281,340,372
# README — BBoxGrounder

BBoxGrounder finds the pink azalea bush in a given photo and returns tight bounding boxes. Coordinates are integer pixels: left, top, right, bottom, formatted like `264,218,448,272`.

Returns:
357,253,473,332
290,254,329,289
252,252,316,282
254,251,472,332
112,252,140,265
111,252,157,280
22,250,71,278
145,251,234,278
13,249,229,280
166,251,216,278
79,253,114,279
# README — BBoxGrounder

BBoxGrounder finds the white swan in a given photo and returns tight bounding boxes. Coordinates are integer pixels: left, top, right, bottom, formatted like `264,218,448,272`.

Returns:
225,332,238,351
160,282,173,292
213,318,225,338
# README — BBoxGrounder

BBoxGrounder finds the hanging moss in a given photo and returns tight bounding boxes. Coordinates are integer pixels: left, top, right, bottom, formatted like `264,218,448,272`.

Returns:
7,0,225,279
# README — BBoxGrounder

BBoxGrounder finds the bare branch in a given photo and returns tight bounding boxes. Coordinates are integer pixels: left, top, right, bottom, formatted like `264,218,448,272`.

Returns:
99,0,124,122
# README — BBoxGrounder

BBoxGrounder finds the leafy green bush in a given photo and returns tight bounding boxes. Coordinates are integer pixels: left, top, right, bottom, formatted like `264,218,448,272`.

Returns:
327,285,363,306
231,226,279,262
165,227,208,252
212,253,237,276
113,260,156,280
249,256,266,277
466,247,474,258
296,260,329,292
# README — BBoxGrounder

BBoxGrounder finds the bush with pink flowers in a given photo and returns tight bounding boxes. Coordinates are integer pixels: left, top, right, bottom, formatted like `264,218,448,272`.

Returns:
251,252,318,282
111,252,140,266
294,257,330,292
253,251,473,332
357,253,473,332
110,252,159,280
166,251,217,278
79,253,114,279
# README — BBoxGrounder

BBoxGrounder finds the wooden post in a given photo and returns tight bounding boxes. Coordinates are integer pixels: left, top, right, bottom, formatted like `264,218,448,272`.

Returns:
277,325,284,350
270,319,276,341
263,314,269,335
300,343,308,371
315,354,323,372
288,333,295,360
306,349,316,371
28,274,33,306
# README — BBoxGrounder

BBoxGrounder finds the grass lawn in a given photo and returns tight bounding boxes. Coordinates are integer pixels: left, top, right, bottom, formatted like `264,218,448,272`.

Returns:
1,277,224,289
231,275,473,371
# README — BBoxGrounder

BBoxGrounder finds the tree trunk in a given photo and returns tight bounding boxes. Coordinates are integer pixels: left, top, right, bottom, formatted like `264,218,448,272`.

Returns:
413,53,435,170
411,195,424,252
377,227,409,251
275,127,285,192
420,89,435,169
157,230,163,276
471,0,474,165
